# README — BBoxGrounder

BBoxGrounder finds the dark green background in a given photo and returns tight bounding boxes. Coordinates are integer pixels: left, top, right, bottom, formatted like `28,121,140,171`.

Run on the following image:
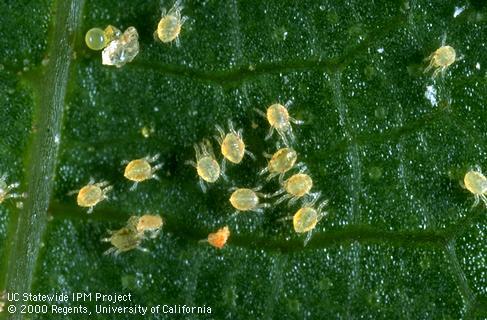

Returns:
0,0,485,319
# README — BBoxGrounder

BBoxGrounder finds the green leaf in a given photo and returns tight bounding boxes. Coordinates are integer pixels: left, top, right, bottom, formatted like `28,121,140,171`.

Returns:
0,0,486,319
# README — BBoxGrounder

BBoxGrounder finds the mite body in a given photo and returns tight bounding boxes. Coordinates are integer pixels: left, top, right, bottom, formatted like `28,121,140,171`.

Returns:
155,0,188,46
255,101,303,146
424,45,456,78
127,214,164,239
272,169,314,206
215,120,255,174
462,168,487,207
102,227,147,256
71,179,112,213
260,148,299,182
229,186,270,214
0,174,25,204
123,154,162,190
186,139,222,192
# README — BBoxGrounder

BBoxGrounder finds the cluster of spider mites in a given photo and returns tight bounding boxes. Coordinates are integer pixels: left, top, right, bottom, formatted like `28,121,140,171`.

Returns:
0,2,478,255
186,101,330,248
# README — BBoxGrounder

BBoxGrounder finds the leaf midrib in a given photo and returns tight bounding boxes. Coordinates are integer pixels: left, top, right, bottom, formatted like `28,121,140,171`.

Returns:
4,1,85,319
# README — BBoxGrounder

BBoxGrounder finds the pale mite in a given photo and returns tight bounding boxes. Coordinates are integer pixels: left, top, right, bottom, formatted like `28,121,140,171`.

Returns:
0,173,26,204
102,26,140,68
102,227,147,256
424,45,456,78
215,120,255,175
127,214,164,239
271,167,314,206
229,186,270,214
186,139,223,192
154,0,188,47
259,147,300,182
70,179,112,214
122,154,162,190
462,168,487,207
255,101,303,146
292,193,328,246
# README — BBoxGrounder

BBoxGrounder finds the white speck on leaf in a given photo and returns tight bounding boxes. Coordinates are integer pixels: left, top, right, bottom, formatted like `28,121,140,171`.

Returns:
453,6,465,18
425,85,437,106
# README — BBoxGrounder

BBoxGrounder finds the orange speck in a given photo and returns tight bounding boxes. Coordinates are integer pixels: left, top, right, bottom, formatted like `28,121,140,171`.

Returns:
207,226,230,249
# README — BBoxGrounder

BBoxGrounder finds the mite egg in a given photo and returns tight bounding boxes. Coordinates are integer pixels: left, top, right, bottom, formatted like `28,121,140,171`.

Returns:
85,28,106,51
84,25,122,51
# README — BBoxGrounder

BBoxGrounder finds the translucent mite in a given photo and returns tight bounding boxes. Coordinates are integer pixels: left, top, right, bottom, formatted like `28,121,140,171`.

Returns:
260,148,299,181
123,154,162,190
229,186,270,214
200,226,230,249
424,45,456,78
0,173,25,204
186,139,222,192
291,193,328,245
102,26,140,68
127,214,164,239
272,169,313,206
215,120,255,174
71,179,112,213
155,0,188,46
255,101,303,146
462,169,487,207
102,227,147,256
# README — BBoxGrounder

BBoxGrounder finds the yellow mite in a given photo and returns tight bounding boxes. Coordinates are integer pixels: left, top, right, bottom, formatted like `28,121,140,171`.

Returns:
215,120,255,174
70,179,112,214
229,186,270,214
122,154,162,190
424,45,456,78
102,227,147,256
291,193,328,246
186,139,223,192
260,148,299,182
154,0,188,46
255,101,303,146
462,168,487,207
127,214,164,239
272,170,314,206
